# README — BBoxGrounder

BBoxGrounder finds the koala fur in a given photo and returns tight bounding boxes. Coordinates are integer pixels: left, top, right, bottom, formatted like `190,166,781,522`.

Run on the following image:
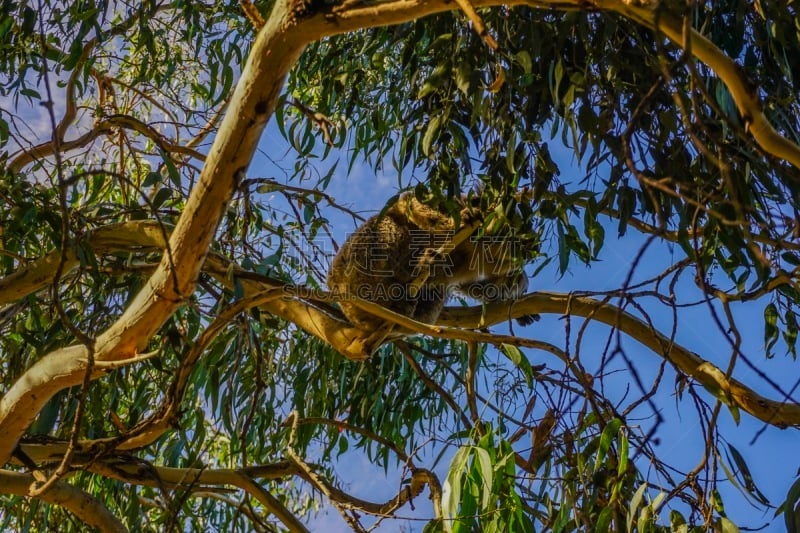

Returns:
327,191,532,359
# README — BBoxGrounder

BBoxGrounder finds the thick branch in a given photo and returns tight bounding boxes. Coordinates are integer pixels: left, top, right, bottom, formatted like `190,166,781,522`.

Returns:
0,222,169,306
9,126,111,173
0,469,127,532
301,0,800,169
93,461,308,532
19,447,429,528
599,0,800,170
12,448,307,532
3,0,798,470
106,457,437,524
0,0,309,465
440,293,800,427
9,114,206,174
3,219,799,430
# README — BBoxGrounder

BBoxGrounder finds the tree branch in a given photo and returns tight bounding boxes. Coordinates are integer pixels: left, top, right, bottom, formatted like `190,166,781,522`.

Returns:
3,219,799,434
598,0,800,170
0,469,127,532
15,444,437,529
302,0,800,170
8,113,206,173
440,293,800,427
0,0,310,465
86,458,307,532
3,0,799,471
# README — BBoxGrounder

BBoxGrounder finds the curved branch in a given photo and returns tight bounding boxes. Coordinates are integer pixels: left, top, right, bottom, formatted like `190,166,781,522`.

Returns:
101,114,206,161
599,0,800,170
15,447,306,532
439,293,800,427
0,221,169,306
0,0,309,465
0,469,127,532
54,42,95,143
65,456,307,532
285,412,437,518
234,476,309,533
3,219,799,429
5,39,99,173
8,113,205,173
9,126,112,172
301,0,800,169
18,446,434,529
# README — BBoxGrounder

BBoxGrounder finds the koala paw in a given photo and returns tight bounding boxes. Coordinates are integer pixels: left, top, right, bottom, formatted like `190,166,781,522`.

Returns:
515,313,541,326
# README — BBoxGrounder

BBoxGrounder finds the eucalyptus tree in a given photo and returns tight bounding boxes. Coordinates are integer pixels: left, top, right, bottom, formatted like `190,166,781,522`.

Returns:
1,0,799,531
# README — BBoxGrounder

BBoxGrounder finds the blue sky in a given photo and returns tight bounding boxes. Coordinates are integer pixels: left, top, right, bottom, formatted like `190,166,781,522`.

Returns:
250,120,800,531
3,62,797,531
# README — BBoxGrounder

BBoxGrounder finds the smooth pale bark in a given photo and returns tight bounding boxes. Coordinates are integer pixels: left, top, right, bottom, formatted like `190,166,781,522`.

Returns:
0,0,309,465
2,0,799,467
442,295,800,427
0,470,128,532
0,222,170,306
10,219,799,428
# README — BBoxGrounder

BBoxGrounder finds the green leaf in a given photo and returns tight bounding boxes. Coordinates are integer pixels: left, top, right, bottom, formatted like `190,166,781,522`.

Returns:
776,476,800,532
594,418,622,472
20,88,41,100
500,343,521,365
29,394,61,435
472,447,493,511
727,403,741,425
557,223,569,274
670,509,687,529
551,59,563,101
455,62,473,95
303,202,314,223
717,517,740,533
422,115,443,158
782,252,800,266
0,14,14,39
500,344,535,386
337,433,349,456
627,482,648,532
617,429,629,477
726,444,770,505
443,446,471,529
764,302,779,356
594,506,613,532
714,82,740,126
514,50,532,74
784,310,798,358
257,181,282,194
142,171,162,187
151,187,173,209
158,148,182,189
711,487,726,515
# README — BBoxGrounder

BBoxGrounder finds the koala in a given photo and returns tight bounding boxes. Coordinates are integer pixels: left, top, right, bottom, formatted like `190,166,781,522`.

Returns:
327,191,534,359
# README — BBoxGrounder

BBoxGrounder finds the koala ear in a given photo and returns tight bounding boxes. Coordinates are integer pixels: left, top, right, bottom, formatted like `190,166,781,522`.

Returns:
381,192,406,216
